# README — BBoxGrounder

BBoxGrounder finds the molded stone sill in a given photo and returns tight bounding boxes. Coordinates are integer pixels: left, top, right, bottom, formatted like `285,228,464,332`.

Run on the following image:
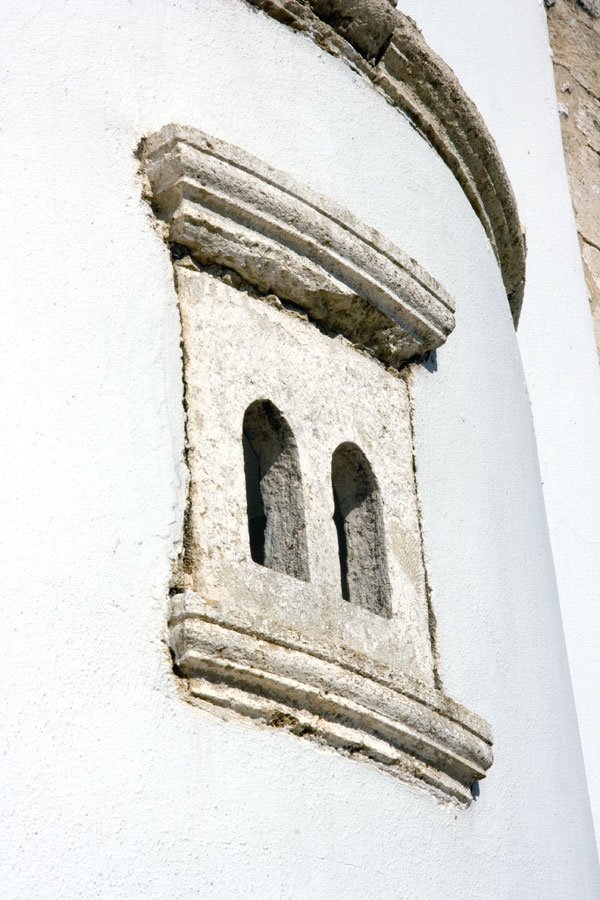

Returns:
170,592,493,806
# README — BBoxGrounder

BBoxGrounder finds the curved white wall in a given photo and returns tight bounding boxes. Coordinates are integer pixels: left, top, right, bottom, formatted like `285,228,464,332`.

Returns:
1,1,598,896
399,0,600,857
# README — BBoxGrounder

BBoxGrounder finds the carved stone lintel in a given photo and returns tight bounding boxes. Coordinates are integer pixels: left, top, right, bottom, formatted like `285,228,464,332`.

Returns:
246,0,527,322
141,124,455,369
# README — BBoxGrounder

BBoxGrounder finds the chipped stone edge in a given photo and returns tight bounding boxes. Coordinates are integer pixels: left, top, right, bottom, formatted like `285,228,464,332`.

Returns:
140,123,456,370
170,592,493,806
245,0,527,323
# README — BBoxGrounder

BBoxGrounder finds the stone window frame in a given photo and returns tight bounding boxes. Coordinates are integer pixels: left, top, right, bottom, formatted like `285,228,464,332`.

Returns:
140,124,493,806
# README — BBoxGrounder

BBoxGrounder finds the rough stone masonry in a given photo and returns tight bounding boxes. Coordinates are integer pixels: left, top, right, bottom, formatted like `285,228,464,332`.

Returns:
548,0,600,356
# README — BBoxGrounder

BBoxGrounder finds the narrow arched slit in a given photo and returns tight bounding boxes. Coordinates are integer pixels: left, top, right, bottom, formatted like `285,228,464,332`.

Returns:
331,442,392,617
242,400,309,581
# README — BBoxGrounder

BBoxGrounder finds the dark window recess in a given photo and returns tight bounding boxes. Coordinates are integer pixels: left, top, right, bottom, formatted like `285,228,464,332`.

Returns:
242,400,310,581
331,442,392,617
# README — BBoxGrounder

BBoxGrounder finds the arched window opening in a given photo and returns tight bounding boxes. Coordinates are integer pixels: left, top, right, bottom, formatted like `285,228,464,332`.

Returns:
331,442,392,617
242,400,309,581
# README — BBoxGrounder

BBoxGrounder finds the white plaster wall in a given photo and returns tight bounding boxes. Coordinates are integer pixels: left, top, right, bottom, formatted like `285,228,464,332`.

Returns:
1,1,598,897
398,0,600,855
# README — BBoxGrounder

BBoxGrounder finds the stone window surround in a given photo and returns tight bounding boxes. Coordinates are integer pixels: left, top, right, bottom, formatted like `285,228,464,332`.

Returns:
140,124,493,807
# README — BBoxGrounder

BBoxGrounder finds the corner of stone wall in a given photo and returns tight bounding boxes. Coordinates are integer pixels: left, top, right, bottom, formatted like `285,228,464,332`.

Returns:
547,0,600,358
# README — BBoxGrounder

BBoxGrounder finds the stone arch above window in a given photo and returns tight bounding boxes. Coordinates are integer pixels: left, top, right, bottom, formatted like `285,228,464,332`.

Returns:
243,399,309,582
332,442,391,617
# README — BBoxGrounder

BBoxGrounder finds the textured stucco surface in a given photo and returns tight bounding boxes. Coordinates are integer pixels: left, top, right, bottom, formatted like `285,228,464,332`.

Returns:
399,0,600,857
246,0,527,316
1,0,599,897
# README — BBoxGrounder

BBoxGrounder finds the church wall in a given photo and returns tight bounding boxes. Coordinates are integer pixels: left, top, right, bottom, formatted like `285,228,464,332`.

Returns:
1,1,598,897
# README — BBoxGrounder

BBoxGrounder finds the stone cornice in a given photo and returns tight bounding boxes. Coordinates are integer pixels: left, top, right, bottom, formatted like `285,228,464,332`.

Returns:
141,124,456,368
246,0,527,323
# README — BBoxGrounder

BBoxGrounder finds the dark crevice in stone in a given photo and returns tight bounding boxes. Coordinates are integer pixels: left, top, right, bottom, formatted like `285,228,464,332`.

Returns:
331,441,392,617
243,399,310,582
